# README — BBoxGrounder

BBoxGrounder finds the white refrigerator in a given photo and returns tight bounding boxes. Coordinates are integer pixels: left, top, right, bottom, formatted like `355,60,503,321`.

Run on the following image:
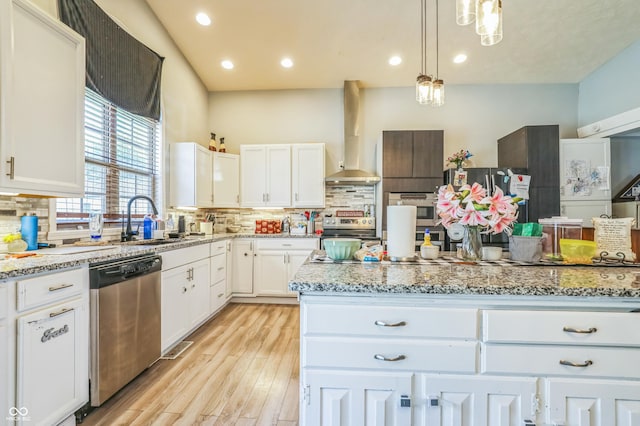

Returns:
559,138,611,226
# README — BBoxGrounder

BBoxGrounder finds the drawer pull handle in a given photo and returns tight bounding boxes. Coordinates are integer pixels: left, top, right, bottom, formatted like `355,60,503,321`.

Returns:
559,359,593,368
374,354,406,362
48,283,74,292
217,267,224,271
49,307,74,318
217,293,224,298
563,326,597,334
374,320,407,327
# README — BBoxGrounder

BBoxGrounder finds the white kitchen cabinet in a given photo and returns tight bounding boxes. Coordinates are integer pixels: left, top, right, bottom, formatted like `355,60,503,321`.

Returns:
0,283,7,424
254,238,318,297
209,240,228,315
212,152,240,207
292,143,325,208
417,375,538,426
300,295,640,426
160,245,210,352
303,370,413,426
0,0,85,196
546,378,640,426
11,267,89,426
231,239,254,295
170,142,213,208
240,144,291,207
225,239,233,298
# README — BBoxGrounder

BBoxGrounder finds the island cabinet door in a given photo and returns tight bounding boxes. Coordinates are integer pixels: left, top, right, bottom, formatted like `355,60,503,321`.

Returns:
545,378,640,426
303,370,413,426
415,374,539,426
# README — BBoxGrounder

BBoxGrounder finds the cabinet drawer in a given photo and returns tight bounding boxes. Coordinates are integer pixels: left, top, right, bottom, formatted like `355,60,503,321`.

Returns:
482,344,640,379
304,336,478,373
0,284,6,320
210,281,226,314
305,304,478,339
161,244,210,270
210,254,226,283
256,238,318,250
483,310,640,347
210,240,227,256
16,268,86,312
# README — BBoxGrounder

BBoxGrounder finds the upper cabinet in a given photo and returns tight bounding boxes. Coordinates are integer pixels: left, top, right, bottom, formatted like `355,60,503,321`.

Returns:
170,142,213,208
0,0,85,196
292,143,325,208
240,145,291,207
212,152,239,208
383,130,443,178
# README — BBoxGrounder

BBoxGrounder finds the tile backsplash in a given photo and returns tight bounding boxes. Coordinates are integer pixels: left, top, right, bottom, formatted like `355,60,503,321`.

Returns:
0,196,50,252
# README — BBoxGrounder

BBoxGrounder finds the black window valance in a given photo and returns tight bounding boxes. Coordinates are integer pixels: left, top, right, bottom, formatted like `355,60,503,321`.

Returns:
58,0,164,120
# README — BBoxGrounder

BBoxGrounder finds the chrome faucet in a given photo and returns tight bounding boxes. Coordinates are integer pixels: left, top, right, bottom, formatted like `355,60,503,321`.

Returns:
121,195,159,242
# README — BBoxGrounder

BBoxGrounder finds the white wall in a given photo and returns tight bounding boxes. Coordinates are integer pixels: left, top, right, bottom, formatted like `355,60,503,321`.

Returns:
610,136,640,195
209,83,579,173
578,40,640,127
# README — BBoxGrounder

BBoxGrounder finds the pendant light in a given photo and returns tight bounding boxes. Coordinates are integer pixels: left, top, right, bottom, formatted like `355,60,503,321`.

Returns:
456,0,475,26
476,0,502,46
416,0,433,104
432,0,444,107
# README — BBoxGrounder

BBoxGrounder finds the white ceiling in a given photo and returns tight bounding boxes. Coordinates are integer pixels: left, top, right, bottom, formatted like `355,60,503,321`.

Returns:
145,0,640,92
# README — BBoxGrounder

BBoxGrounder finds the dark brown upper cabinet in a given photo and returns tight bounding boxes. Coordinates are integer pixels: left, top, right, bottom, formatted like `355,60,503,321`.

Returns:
383,130,444,178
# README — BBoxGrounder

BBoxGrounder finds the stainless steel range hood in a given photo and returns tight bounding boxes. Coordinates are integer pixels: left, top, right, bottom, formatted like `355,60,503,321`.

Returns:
325,81,380,185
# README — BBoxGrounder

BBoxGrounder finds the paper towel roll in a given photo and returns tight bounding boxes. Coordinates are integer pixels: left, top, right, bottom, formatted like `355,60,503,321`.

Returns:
387,205,417,258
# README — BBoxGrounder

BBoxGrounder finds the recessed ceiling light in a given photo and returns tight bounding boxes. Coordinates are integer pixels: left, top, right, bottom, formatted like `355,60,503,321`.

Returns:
453,53,468,64
280,58,294,68
389,56,402,66
195,12,211,26
221,60,234,70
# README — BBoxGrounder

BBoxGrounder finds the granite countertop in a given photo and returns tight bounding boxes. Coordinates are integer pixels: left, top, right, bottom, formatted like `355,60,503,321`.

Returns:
288,250,640,298
0,232,319,280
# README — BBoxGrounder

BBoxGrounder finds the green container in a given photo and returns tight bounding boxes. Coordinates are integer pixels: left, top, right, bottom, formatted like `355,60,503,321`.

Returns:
323,238,361,260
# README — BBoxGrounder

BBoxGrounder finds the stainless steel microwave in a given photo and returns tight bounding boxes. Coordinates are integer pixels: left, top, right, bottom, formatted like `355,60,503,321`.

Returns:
388,193,438,227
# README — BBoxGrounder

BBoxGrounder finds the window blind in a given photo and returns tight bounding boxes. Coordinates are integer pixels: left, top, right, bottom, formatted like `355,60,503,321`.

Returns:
57,89,161,227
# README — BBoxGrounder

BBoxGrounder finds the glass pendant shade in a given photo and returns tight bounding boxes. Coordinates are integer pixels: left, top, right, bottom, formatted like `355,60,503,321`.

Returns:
475,0,501,37
416,74,433,105
432,79,445,107
456,0,475,25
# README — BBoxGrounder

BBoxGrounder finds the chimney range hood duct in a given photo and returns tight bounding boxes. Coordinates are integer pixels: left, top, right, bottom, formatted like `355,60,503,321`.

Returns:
325,81,380,185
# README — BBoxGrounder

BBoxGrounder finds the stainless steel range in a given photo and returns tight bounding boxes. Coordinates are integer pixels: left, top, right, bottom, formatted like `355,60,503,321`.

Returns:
321,211,379,248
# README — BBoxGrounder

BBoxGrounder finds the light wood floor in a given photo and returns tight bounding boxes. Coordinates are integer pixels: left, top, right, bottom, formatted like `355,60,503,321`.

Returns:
82,303,300,426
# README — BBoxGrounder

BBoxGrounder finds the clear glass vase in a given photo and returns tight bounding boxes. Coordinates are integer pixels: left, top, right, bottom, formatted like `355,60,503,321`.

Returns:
461,225,483,261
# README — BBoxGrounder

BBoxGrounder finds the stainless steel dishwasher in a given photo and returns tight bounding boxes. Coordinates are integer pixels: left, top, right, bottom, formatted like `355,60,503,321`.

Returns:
89,254,162,406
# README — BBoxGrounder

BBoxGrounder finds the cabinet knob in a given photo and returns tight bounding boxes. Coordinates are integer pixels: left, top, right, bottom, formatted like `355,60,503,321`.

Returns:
182,287,188,293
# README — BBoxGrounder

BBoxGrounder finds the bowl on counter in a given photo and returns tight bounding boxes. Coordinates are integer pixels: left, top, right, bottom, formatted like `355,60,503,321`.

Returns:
226,225,241,233
323,238,361,261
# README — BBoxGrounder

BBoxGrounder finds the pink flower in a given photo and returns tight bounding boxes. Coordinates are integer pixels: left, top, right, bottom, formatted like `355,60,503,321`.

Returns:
436,185,461,218
458,201,489,227
461,182,487,204
482,187,513,215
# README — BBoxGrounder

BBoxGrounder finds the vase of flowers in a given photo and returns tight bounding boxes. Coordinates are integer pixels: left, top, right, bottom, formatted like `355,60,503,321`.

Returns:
447,149,473,170
436,183,521,261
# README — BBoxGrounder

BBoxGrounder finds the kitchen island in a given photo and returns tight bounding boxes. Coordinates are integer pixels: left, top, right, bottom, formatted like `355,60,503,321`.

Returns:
290,252,640,425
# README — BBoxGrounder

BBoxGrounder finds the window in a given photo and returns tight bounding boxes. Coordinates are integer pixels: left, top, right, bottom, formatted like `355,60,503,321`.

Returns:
56,89,162,229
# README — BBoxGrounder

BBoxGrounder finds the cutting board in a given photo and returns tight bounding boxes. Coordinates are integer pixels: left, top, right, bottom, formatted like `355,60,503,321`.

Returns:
38,245,117,255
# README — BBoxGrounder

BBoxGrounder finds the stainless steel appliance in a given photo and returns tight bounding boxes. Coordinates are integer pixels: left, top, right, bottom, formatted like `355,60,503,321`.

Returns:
388,193,438,227
89,254,162,406
321,212,380,248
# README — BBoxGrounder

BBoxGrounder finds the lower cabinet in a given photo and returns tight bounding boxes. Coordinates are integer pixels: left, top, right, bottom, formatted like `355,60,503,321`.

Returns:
300,296,640,426
210,240,228,314
161,246,210,353
416,375,538,426
546,378,640,426
254,238,318,297
231,239,254,294
0,283,7,423
303,370,413,425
